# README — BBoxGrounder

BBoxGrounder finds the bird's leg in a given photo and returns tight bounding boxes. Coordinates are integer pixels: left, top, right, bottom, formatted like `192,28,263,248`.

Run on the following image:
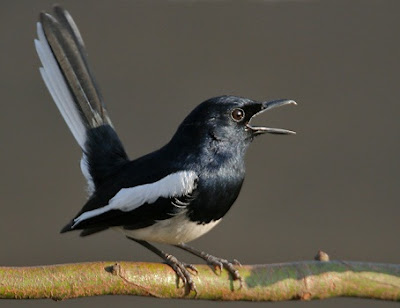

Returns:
126,237,198,294
175,243,243,287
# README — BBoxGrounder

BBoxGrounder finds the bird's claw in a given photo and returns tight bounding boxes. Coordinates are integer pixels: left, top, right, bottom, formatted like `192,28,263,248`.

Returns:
233,259,242,266
211,261,223,275
185,263,199,274
166,254,197,295
204,255,243,288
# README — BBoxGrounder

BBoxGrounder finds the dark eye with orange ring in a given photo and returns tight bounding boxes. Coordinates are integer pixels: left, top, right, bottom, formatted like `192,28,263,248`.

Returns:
231,108,245,122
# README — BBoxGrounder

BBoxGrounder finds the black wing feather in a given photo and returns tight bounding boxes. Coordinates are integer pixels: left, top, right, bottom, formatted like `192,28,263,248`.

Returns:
60,149,182,233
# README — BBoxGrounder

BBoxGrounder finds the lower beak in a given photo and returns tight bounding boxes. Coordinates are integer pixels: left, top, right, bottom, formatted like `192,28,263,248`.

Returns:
246,99,297,135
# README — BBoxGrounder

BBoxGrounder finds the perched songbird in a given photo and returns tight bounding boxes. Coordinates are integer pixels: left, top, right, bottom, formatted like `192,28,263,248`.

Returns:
34,6,296,293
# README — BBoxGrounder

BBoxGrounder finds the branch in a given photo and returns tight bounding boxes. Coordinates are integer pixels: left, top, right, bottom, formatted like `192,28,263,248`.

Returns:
1,258,399,301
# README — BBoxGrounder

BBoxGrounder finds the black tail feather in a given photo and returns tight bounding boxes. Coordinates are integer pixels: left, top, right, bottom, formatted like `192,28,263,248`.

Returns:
40,8,111,129
60,221,74,233
38,6,130,192
80,227,109,237
60,220,108,236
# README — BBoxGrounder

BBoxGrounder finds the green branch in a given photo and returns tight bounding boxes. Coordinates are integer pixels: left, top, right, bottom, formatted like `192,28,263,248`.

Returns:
1,260,399,301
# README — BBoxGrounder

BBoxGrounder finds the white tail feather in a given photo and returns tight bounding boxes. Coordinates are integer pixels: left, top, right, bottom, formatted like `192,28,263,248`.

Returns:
35,22,87,150
80,154,94,195
35,22,94,193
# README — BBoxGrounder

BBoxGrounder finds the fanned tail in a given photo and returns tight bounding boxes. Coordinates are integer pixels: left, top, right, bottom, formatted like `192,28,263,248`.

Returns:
34,6,129,204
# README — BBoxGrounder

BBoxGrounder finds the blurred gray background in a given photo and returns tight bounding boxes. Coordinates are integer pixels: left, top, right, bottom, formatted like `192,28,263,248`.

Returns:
0,0,399,307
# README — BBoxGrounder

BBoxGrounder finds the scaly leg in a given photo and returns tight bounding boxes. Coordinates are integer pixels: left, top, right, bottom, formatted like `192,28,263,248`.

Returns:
127,237,198,294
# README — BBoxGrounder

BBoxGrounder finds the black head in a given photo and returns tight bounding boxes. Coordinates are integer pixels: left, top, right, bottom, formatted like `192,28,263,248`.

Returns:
172,95,296,148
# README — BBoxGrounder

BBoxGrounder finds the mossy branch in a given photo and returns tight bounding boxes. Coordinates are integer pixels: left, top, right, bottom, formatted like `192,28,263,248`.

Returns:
1,259,399,301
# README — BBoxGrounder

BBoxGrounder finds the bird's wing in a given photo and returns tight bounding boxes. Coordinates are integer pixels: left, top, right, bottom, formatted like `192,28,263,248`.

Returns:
34,6,129,194
61,170,198,234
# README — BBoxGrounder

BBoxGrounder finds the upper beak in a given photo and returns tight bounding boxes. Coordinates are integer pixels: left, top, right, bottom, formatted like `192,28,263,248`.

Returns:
246,99,297,135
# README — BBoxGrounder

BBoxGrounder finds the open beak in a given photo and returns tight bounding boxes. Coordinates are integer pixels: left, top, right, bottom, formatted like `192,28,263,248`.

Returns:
246,99,297,135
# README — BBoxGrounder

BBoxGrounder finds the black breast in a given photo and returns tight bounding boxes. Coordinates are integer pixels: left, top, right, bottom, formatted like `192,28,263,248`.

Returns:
168,127,249,224
186,160,245,224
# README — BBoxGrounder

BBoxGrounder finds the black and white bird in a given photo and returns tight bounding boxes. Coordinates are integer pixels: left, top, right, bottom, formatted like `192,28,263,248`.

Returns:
34,6,296,293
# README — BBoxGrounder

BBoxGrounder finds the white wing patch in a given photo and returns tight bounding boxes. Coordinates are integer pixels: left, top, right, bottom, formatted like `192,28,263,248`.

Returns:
72,171,198,228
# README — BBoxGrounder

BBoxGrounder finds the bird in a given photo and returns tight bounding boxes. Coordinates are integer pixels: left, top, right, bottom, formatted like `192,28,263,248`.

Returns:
34,5,296,293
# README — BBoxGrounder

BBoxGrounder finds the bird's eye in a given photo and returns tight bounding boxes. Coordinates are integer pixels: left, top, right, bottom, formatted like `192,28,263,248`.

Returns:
231,108,245,122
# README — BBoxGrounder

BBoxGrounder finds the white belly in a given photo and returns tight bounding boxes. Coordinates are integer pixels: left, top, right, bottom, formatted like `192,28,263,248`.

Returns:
115,213,221,245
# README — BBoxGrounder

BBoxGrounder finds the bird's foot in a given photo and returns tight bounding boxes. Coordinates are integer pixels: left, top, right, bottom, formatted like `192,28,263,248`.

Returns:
175,243,243,288
165,253,198,295
203,254,243,288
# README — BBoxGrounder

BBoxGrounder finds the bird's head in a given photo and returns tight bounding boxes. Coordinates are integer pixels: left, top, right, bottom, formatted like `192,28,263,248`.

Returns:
173,96,296,148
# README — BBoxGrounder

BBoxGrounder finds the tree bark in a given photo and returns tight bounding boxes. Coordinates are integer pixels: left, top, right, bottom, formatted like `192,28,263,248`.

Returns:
0,260,399,301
